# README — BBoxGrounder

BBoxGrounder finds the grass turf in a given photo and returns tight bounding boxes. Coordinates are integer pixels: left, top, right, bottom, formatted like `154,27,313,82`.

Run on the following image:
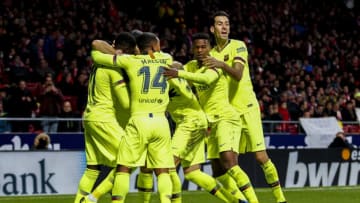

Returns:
0,186,359,203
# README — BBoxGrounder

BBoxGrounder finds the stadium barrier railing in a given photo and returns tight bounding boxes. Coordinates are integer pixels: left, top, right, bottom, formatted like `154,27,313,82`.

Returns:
0,117,359,134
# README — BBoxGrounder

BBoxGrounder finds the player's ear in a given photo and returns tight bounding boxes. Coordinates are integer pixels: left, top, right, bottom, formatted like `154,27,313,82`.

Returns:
210,26,215,34
135,46,140,55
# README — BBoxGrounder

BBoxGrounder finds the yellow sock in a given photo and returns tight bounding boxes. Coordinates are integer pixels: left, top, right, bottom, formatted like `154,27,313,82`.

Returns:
169,168,182,203
227,165,259,203
261,160,286,203
185,169,235,203
157,173,172,203
92,169,115,200
111,172,130,203
216,173,246,201
137,172,154,203
73,168,99,203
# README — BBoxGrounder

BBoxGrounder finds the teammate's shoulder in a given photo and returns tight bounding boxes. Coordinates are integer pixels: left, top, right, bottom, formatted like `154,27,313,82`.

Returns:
184,59,197,66
183,60,199,72
157,51,172,58
115,53,133,61
230,39,247,52
230,39,246,47
120,53,134,58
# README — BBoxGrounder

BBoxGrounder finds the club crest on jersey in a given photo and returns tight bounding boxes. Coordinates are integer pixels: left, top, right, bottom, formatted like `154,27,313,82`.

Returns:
237,47,246,53
224,54,229,61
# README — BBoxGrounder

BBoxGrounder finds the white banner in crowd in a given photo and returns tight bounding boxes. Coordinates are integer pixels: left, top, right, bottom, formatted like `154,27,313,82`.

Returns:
300,117,342,148
356,108,360,123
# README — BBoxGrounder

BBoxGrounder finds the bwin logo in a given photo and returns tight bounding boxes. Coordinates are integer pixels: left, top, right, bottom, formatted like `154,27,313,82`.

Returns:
285,151,360,187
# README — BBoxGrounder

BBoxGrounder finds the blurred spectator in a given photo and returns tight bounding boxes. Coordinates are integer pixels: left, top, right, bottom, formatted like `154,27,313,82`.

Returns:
35,58,55,82
328,131,354,149
354,92,360,108
57,72,76,96
332,102,343,120
341,101,357,122
263,103,283,132
8,54,31,83
0,101,11,133
278,101,291,131
57,100,81,132
73,69,89,113
313,104,325,117
324,101,336,117
0,0,359,132
0,85,10,113
32,132,51,150
7,80,37,132
38,75,64,133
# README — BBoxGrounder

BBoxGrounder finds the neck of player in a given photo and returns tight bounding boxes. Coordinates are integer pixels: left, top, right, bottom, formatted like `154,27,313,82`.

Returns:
215,38,229,52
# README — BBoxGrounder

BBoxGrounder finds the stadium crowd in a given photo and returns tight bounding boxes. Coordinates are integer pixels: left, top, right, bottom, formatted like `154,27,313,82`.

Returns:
0,0,359,133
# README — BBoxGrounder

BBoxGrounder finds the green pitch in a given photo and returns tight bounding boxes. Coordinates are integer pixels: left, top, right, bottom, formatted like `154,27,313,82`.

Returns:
1,186,359,203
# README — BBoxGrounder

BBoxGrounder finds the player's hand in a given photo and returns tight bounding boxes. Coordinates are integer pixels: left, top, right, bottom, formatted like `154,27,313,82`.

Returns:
115,49,123,55
163,68,179,79
203,56,224,69
171,61,183,70
169,88,179,97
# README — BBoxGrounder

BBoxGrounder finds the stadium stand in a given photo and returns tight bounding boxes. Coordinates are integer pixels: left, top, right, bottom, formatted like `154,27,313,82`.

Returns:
0,0,359,133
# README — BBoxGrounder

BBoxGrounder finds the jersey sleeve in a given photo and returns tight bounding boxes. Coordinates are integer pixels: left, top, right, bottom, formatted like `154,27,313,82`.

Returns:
178,68,221,85
233,41,248,65
111,70,130,110
91,50,126,68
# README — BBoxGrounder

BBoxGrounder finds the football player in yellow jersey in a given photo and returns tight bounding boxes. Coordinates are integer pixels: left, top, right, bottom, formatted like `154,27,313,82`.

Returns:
91,32,174,203
204,11,287,203
138,67,240,203
75,32,136,203
164,33,250,203
168,63,246,203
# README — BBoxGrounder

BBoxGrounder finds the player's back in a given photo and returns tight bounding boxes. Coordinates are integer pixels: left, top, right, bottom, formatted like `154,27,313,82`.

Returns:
123,52,172,116
185,60,238,122
84,65,124,122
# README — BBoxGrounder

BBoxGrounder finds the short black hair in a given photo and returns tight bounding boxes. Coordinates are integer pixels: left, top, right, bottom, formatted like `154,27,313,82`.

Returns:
131,29,143,38
211,10,230,25
136,32,158,52
114,32,137,54
192,32,210,42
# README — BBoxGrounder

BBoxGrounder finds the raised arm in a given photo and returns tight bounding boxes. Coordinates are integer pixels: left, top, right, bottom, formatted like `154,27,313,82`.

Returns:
91,40,116,54
91,50,124,68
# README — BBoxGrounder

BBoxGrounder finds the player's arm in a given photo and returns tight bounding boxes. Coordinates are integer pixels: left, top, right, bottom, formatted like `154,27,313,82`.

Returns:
91,40,116,54
204,41,248,81
164,67,221,85
91,50,126,68
203,56,243,81
113,77,130,109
